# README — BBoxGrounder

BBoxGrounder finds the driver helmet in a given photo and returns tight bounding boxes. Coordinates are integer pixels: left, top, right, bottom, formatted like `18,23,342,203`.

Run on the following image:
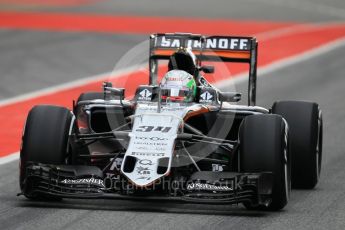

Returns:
160,70,197,102
168,47,197,76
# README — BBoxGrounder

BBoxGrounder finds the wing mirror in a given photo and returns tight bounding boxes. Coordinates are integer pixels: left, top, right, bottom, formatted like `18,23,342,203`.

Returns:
219,92,241,102
103,82,125,100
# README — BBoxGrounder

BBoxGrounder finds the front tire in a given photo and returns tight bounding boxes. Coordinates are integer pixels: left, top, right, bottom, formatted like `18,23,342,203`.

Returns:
20,105,73,198
240,114,290,211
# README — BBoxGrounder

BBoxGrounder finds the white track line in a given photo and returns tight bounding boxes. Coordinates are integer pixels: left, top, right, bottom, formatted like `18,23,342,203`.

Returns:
0,23,335,108
0,152,19,165
214,37,345,87
1,22,345,164
256,23,344,41
2,37,345,165
0,65,145,107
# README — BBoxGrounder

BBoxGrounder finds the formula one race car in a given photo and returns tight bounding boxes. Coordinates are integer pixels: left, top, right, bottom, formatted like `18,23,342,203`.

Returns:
19,33,323,211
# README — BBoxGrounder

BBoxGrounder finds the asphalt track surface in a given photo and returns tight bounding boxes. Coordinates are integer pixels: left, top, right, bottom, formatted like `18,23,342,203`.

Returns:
1,0,345,229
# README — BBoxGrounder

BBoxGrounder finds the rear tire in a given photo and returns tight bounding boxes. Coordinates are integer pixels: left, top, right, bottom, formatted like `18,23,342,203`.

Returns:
272,101,322,189
20,105,73,198
240,114,290,211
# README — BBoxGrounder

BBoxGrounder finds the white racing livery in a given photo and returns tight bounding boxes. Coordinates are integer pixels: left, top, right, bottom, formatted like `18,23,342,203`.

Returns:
19,33,323,212
122,104,183,186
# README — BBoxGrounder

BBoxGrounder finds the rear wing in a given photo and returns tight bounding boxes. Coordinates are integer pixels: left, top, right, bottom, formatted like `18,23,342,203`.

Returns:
149,33,258,106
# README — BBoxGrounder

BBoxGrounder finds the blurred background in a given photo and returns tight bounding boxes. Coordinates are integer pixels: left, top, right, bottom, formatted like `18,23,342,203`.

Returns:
1,0,345,99
1,1,345,229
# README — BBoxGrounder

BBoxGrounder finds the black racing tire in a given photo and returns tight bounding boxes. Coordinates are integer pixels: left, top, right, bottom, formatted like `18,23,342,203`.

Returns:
272,101,322,189
20,105,73,198
240,114,290,211
77,92,104,103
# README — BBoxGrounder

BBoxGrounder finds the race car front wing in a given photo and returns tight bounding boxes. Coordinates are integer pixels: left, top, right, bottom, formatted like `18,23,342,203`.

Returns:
19,163,273,207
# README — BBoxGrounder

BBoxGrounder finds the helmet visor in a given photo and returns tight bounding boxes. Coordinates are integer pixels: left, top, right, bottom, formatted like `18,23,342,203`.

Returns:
161,88,192,101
